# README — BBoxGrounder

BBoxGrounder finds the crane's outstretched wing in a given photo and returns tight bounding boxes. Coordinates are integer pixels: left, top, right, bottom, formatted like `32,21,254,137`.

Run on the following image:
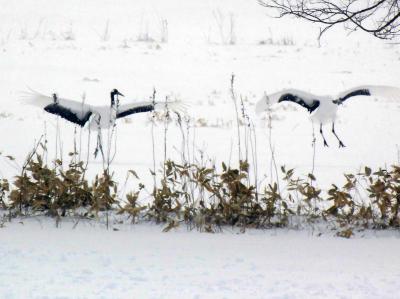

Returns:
116,101,154,119
256,89,320,115
116,100,187,119
21,89,93,127
334,85,400,104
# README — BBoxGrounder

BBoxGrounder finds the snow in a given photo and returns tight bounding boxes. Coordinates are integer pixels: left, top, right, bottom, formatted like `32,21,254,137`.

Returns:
1,219,400,299
1,0,400,297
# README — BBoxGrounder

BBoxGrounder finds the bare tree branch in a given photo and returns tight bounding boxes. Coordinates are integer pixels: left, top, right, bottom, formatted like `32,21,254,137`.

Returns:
258,0,400,40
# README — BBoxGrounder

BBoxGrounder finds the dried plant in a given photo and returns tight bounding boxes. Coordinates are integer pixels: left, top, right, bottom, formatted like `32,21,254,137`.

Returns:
0,179,9,209
2,137,400,235
6,141,118,224
117,184,145,224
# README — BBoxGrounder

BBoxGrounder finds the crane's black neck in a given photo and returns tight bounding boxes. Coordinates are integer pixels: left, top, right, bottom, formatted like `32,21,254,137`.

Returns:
52,93,58,104
111,91,117,107
110,89,124,107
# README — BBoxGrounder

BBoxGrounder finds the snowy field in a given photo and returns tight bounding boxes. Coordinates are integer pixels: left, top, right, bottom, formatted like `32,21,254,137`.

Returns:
1,219,400,299
1,0,400,298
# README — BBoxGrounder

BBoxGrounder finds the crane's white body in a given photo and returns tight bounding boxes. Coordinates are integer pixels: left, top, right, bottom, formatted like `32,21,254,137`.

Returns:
309,96,337,125
86,101,158,129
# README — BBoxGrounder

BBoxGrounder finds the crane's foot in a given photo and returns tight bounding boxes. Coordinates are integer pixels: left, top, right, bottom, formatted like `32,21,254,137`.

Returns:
338,141,345,148
323,140,329,147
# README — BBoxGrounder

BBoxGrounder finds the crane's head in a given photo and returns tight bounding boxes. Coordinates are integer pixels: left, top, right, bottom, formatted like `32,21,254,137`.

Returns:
111,89,124,97
110,89,124,106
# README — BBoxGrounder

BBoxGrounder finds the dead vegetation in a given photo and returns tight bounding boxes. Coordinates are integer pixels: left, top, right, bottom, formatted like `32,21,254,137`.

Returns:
4,142,118,221
1,143,400,236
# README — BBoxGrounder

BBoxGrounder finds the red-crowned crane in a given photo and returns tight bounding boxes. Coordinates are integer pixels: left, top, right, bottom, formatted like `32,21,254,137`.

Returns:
23,88,184,129
22,88,186,159
256,85,400,147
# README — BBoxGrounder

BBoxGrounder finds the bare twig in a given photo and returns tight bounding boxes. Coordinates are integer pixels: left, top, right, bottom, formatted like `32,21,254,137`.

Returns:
151,88,157,189
230,74,242,166
258,0,400,40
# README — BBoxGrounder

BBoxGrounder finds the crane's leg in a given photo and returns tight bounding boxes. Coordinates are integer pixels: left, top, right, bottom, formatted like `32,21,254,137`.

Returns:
320,123,328,147
94,129,105,159
331,122,345,148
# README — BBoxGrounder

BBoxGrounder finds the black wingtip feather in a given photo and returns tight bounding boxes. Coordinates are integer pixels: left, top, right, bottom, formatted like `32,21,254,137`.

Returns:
334,89,371,104
44,103,92,127
278,94,320,113
116,105,154,119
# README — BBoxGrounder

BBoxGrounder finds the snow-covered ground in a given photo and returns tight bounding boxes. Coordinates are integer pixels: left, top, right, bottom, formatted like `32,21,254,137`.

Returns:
1,219,400,299
1,0,400,297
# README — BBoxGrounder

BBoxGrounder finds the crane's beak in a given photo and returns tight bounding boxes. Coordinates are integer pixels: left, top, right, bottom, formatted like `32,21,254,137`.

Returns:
117,91,124,97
